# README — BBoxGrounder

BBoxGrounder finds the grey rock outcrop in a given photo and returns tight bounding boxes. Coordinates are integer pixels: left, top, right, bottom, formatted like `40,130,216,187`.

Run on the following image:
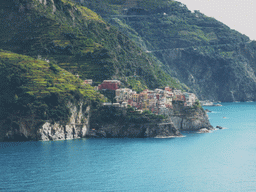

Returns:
4,101,90,141
170,114,212,131
198,128,211,133
169,102,213,131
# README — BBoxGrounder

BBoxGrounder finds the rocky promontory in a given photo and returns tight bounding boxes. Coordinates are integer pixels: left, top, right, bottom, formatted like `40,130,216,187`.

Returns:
170,101,213,131
1,99,212,141
87,100,212,139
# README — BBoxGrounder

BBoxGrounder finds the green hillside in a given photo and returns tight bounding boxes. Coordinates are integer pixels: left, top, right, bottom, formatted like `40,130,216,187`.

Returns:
0,0,186,91
78,0,248,49
75,0,256,102
0,49,105,139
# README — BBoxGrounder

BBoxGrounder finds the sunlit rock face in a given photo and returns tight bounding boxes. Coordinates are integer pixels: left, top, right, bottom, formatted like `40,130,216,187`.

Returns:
4,101,90,141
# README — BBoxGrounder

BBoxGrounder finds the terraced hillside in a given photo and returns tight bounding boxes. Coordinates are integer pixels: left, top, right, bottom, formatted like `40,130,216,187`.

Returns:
0,49,105,140
0,0,186,92
78,0,256,101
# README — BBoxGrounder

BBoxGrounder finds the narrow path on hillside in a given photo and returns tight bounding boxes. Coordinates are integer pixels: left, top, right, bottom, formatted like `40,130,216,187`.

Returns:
144,41,252,53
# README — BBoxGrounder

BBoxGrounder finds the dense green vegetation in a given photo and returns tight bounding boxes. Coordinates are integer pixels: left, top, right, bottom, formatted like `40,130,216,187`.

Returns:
79,0,249,50
0,0,185,91
0,50,105,139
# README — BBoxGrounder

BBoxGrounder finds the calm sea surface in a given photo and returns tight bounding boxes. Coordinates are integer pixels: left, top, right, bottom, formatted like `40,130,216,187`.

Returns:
1,102,256,192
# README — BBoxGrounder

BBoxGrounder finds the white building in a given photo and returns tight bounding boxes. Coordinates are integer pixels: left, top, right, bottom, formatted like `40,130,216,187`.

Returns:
184,93,197,106
121,102,128,108
113,103,121,107
115,88,133,102
173,89,182,96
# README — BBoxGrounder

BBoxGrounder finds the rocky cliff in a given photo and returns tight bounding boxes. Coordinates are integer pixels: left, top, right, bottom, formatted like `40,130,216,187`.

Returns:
3,100,211,141
155,42,256,102
88,121,181,138
170,110,213,131
87,102,212,138
4,101,90,141
169,101,213,131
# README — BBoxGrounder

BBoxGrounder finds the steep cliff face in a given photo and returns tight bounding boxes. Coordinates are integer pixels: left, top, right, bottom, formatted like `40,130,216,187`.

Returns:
39,101,90,141
4,101,90,141
170,113,212,131
156,42,256,102
87,109,211,138
169,102,213,131
87,101,212,138
88,121,181,138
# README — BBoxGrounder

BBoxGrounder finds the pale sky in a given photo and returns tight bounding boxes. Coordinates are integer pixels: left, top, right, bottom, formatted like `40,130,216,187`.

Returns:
177,0,256,40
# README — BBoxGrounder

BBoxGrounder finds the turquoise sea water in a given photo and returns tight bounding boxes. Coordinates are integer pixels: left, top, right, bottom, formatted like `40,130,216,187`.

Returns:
1,102,256,192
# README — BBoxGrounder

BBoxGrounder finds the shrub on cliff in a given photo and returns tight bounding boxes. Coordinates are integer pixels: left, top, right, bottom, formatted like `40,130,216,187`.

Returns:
193,100,202,109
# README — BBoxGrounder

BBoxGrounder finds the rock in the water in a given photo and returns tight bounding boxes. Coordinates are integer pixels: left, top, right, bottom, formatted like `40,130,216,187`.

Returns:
216,126,223,129
198,128,211,133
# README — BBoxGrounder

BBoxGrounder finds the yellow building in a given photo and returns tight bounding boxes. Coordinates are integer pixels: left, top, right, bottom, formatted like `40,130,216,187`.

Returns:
142,101,148,111
133,94,139,102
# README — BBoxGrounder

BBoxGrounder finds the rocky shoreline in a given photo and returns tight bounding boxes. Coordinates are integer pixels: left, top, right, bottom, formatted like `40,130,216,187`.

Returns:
86,108,213,139
2,101,90,142
1,100,214,141
86,122,182,138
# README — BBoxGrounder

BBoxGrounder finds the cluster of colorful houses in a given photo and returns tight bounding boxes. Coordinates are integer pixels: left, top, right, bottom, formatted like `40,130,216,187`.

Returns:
83,79,198,115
